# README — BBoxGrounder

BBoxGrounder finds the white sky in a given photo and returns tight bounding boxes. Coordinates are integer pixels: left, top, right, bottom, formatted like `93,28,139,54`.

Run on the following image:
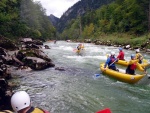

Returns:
33,0,80,18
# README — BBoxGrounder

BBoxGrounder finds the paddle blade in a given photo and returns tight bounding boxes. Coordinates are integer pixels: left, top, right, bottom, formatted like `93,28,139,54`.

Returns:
93,74,101,79
96,108,111,113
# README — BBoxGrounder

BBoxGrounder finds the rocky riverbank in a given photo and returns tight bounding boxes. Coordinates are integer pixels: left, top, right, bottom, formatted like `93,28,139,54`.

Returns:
0,36,55,111
84,38,150,53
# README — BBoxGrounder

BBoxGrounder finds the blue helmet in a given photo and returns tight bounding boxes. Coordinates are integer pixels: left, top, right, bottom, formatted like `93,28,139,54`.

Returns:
119,47,122,51
131,54,135,59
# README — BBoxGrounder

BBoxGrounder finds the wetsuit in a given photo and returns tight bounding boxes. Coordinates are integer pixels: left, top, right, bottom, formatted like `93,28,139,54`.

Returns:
104,56,118,71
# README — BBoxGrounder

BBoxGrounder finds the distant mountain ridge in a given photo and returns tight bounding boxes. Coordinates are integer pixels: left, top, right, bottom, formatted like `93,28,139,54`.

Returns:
55,0,114,33
48,14,59,27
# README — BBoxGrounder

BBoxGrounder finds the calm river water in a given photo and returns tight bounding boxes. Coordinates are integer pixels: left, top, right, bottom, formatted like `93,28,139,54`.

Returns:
11,41,150,113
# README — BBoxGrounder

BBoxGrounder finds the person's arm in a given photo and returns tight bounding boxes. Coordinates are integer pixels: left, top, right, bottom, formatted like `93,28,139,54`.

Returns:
104,58,110,68
135,54,139,60
128,59,138,65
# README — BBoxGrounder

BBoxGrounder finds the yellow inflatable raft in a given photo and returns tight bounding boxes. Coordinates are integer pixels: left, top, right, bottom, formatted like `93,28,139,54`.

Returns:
75,44,84,54
100,63,146,84
116,60,149,71
76,49,81,54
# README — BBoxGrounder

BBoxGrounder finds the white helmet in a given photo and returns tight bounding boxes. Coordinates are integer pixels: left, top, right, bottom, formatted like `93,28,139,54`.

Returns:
111,52,115,56
11,91,31,112
136,49,140,52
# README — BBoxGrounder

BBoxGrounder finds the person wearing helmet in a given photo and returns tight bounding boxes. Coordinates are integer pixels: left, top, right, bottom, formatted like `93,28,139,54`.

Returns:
104,52,118,71
117,47,125,60
135,49,143,64
77,44,82,50
11,91,50,113
126,54,138,75
54,40,57,44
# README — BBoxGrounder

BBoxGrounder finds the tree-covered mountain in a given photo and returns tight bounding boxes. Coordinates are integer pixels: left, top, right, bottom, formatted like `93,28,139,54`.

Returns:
56,0,115,33
0,0,56,40
60,0,150,40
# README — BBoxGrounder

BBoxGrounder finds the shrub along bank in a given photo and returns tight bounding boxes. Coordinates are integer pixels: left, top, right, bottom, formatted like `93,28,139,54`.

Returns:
83,33,150,52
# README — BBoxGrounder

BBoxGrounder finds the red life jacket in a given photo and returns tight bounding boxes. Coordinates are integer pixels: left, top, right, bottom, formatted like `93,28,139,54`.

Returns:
130,63,137,70
108,56,116,66
117,51,124,60
110,57,115,63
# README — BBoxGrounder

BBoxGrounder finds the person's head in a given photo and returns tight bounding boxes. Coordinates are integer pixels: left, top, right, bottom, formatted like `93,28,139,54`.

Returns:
11,91,31,112
135,49,140,53
131,54,135,59
111,52,115,56
119,47,122,51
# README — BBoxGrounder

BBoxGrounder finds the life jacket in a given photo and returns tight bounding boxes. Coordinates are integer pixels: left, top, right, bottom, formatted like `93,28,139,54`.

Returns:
26,107,50,113
136,53,142,60
136,53,143,63
96,108,111,113
130,63,137,70
77,46,81,50
118,51,124,60
108,56,116,66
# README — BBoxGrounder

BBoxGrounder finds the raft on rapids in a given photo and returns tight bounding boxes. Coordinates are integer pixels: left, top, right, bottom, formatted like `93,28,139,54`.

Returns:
75,48,84,54
100,63,146,84
116,60,150,71
75,44,85,54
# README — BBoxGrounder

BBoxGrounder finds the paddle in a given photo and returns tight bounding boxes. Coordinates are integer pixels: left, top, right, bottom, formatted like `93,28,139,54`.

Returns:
108,58,118,67
93,68,102,79
93,59,118,79
105,54,118,67
96,108,111,113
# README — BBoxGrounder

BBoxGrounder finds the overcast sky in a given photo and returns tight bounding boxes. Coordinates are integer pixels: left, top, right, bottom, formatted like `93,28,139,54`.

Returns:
33,0,80,18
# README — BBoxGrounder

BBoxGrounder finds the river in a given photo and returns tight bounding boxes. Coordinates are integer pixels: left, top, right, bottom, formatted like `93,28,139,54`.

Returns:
11,41,150,113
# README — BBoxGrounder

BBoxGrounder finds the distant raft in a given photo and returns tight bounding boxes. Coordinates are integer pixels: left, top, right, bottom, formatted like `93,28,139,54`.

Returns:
75,44,85,55
75,48,84,54
100,63,146,84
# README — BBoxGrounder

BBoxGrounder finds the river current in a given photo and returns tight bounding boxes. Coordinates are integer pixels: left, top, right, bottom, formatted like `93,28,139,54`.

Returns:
11,41,150,113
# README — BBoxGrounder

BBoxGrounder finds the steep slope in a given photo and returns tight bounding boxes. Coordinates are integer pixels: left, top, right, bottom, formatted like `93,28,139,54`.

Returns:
48,14,59,26
56,0,114,33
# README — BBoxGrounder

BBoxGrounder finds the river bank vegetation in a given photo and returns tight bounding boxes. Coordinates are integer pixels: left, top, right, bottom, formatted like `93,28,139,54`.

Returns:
0,0,150,111
60,0,150,49
0,0,56,40
0,0,150,49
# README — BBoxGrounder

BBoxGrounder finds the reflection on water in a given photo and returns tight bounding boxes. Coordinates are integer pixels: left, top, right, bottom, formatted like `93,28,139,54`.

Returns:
11,41,150,113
